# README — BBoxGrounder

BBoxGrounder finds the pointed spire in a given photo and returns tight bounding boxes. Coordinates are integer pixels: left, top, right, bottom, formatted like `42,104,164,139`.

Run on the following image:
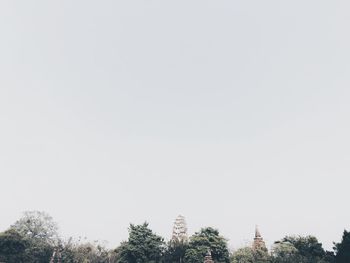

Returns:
255,225,261,238
253,225,267,252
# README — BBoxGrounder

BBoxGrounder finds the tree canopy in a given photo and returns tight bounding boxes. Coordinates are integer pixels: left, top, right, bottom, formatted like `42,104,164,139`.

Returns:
0,211,347,263
184,227,230,263
0,211,58,263
0,229,28,263
115,222,165,263
334,230,350,263
271,235,333,263
164,238,189,263
11,211,59,244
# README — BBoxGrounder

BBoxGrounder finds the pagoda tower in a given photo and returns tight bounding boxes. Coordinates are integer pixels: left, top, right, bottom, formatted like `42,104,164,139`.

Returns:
171,215,188,243
204,249,214,263
252,225,267,251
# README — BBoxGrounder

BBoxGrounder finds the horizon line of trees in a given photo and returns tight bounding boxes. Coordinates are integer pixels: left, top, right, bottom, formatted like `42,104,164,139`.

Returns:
0,211,349,263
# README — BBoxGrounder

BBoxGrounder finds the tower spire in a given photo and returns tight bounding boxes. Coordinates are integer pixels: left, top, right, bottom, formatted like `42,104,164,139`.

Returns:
252,225,267,251
255,225,261,238
171,215,188,243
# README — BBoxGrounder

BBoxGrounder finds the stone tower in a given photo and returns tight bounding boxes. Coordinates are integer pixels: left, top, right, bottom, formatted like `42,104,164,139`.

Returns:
204,249,214,263
252,225,267,251
171,215,188,243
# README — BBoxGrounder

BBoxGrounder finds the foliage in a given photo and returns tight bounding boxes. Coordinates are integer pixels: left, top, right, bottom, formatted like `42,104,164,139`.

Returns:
334,230,350,263
272,235,333,263
164,239,188,263
184,227,230,263
11,211,59,244
324,251,336,263
0,229,28,263
115,222,165,263
0,211,59,263
0,228,53,263
60,238,112,263
0,211,346,263
231,247,255,263
231,246,270,263
271,241,300,263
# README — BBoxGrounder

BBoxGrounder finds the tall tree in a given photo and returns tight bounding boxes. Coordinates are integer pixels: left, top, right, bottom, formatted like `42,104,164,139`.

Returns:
184,227,230,263
115,222,165,263
335,230,350,263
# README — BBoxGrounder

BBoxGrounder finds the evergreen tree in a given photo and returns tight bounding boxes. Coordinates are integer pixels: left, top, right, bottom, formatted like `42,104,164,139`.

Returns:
335,230,350,263
184,227,230,263
115,222,165,263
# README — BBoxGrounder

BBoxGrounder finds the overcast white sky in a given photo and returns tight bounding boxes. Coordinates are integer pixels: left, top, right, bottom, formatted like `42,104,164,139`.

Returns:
0,1,349,250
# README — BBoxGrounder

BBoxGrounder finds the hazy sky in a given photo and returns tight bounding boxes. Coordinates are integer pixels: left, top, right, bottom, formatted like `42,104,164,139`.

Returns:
1,1,349,250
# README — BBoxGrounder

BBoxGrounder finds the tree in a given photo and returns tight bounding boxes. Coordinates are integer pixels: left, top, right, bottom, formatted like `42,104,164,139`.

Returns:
231,247,255,263
6,211,59,263
115,222,165,263
271,241,300,263
324,251,336,263
60,238,111,263
164,239,188,263
335,230,350,263
11,211,59,244
184,227,230,263
231,246,270,263
0,229,28,263
272,235,331,263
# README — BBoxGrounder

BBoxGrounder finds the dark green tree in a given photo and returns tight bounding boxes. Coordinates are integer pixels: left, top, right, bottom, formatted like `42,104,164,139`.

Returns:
0,211,60,263
0,229,28,263
335,230,350,263
164,239,188,263
272,235,332,263
115,222,165,263
184,227,230,263
324,251,336,263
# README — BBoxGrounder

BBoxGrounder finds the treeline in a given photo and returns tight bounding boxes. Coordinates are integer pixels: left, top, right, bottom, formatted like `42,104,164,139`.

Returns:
0,211,349,263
